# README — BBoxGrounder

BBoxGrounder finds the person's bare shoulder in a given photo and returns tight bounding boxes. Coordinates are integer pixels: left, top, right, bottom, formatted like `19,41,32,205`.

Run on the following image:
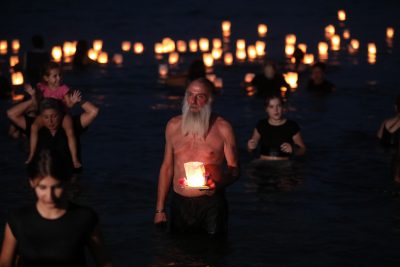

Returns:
165,115,182,135
214,115,234,136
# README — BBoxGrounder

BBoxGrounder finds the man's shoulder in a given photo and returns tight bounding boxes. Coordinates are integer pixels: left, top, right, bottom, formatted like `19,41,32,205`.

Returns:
213,114,233,133
167,115,182,126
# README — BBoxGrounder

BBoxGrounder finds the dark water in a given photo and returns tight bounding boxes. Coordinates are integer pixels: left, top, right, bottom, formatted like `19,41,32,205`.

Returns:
1,0,400,266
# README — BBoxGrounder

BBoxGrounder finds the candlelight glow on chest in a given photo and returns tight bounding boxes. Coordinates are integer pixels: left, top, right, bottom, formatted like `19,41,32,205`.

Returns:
184,162,206,187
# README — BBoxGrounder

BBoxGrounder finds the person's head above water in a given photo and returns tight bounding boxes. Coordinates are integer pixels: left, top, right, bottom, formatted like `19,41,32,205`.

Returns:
264,95,284,121
38,98,65,131
263,59,277,79
310,62,327,84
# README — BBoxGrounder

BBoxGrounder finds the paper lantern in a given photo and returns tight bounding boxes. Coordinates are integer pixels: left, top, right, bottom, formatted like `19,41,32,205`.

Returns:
222,21,231,36
113,54,123,65
331,35,341,51
343,29,351,40
184,162,206,187
168,52,179,65
211,48,222,60
203,53,214,68
63,42,75,57
199,38,209,52
51,46,62,62
318,42,329,56
236,39,246,50
9,56,19,67
247,45,257,60
224,53,233,65
387,27,394,39
244,73,255,83
236,49,246,61
11,39,20,53
159,64,168,77
88,48,98,61
255,41,266,57
285,44,295,57
121,41,131,52
133,42,144,54
325,25,335,39
0,40,7,55
97,52,108,64
11,72,24,85
338,10,346,21
212,38,222,49
93,40,103,52
285,34,296,45
303,54,314,65
283,72,298,89
177,40,187,53
189,39,198,52
162,38,175,53
258,24,268,37
154,43,163,54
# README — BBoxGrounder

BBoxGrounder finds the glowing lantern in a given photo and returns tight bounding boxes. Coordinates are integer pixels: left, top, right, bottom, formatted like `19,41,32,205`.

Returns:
168,52,179,65
303,54,314,65
51,46,62,62
113,53,123,65
247,45,257,60
177,40,187,53
224,52,233,65
11,72,24,85
88,48,98,61
199,38,209,52
258,24,268,37
236,49,246,61
212,38,222,49
214,78,223,89
255,41,266,57
244,73,255,83
222,21,231,36
121,41,131,52
283,72,298,89
350,39,359,50
133,42,144,54
211,48,222,60
343,29,351,40
331,35,341,51
368,54,376,65
184,162,206,187
154,43,163,54
236,39,246,50
9,56,19,67
280,86,288,97
97,52,108,64
318,42,329,60
387,27,394,39
162,38,175,53
285,34,296,45
63,42,74,57
368,43,377,54
325,25,335,39
11,39,20,53
338,10,346,21
203,53,214,68
206,74,216,83
285,44,295,57
189,39,198,52
93,40,103,52
159,64,168,77
0,40,8,55
298,43,307,53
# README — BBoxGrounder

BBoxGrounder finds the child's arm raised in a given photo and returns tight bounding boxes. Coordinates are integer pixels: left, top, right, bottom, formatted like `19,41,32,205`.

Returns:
63,114,81,168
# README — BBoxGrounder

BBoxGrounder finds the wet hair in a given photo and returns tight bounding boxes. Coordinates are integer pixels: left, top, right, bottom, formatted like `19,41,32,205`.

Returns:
188,60,206,82
312,62,326,72
41,61,61,78
31,34,44,49
38,98,65,115
188,78,216,99
264,95,284,107
27,149,72,182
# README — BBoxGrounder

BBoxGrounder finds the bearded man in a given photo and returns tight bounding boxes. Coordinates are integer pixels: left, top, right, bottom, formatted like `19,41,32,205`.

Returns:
154,78,239,236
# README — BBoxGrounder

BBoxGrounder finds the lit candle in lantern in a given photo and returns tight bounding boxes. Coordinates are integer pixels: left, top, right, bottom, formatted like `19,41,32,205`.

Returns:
318,42,329,60
63,42,74,57
331,34,341,51
113,53,123,65
9,56,19,67
0,40,7,55
189,39,198,52
203,53,214,68
349,39,360,54
133,42,144,54
236,39,246,50
285,34,296,45
285,44,295,57
224,53,233,65
93,40,103,52
211,48,222,60
154,43,163,54
325,25,335,39
244,73,255,83
368,43,377,54
51,46,62,62
11,39,20,53
338,10,346,21
97,52,108,64
303,54,314,65
386,27,394,39
121,41,131,52
283,72,298,89
280,86,288,97
255,41,266,57
199,38,209,52
162,38,175,53
258,24,268,37
11,72,24,85
184,162,206,187
88,48,98,61
168,52,179,65
222,21,231,36
159,64,168,78
236,49,246,61
343,29,351,40
212,38,222,49
177,40,187,53
298,43,307,53
247,45,257,60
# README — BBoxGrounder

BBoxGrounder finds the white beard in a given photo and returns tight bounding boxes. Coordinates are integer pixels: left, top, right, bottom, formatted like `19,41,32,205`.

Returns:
181,100,211,138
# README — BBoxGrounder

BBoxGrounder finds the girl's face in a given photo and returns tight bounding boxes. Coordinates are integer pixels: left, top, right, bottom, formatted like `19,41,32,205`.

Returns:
44,68,61,88
266,98,283,120
30,176,64,208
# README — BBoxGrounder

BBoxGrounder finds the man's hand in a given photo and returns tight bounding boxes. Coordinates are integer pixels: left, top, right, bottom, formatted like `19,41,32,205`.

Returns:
154,211,167,226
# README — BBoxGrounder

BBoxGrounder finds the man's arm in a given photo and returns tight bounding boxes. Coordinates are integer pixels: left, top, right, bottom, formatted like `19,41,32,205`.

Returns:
6,99,33,130
154,120,175,224
79,100,99,129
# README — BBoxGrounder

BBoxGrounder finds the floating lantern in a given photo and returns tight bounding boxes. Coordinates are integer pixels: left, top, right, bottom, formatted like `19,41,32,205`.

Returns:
338,10,346,21
386,27,394,39
258,24,268,37
199,38,209,52
11,39,20,53
63,42,75,57
168,52,179,65
247,45,257,60
93,40,103,52
318,42,329,60
331,35,341,51
283,72,298,89
154,43,163,54
162,38,175,53
0,40,8,55
159,64,168,78
285,34,296,45
236,39,246,50
121,41,131,52
212,38,222,49
184,162,206,187
285,44,295,57
368,43,377,54
224,52,233,65
177,40,187,53
280,86,288,97
244,73,255,83
222,21,231,36
350,39,360,50
88,48,98,61
11,72,24,85
303,54,314,65
343,29,351,40
51,46,62,62
255,41,266,57
214,78,223,89
236,49,246,61
211,48,222,60
113,53,123,65
203,53,214,68
133,42,144,54
9,56,19,67
189,39,198,52
97,52,108,64
325,25,335,39
298,43,307,53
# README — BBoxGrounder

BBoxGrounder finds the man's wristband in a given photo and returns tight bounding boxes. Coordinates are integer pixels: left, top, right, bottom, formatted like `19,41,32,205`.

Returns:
155,209,165,214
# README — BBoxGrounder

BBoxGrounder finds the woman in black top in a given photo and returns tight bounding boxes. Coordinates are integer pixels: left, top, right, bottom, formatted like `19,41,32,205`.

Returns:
0,150,112,267
247,95,306,160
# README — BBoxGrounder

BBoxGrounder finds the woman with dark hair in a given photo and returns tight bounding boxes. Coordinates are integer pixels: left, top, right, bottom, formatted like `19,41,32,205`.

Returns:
0,149,112,267
377,95,400,149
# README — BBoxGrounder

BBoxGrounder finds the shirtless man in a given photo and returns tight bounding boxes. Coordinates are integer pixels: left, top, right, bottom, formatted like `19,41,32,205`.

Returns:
154,78,239,235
